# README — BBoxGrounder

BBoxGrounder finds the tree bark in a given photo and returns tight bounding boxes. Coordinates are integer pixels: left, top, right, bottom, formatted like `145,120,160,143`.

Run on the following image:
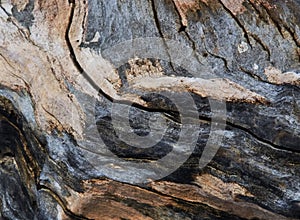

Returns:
0,0,300,219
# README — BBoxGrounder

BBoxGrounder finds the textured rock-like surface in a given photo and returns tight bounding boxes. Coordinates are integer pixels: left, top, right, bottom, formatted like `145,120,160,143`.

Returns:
0,0,300,219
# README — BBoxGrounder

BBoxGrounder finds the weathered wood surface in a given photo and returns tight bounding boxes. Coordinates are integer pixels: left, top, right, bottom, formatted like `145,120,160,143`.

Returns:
0,0,300,219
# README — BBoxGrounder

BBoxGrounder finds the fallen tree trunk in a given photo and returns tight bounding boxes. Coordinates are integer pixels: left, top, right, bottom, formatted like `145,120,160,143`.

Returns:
0,0,300,219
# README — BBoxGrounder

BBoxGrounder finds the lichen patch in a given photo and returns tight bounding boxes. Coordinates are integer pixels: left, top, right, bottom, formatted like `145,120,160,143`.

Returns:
126,58,164,81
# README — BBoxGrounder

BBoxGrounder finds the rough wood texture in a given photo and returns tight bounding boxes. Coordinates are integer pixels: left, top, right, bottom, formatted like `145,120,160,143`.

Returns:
0,0,300,219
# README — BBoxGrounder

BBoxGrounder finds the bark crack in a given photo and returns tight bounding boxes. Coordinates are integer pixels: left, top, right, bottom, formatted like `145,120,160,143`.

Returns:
64,1,193,118
65,2,84,73
148,0,177,73
283,25,300,48
0,4,10,16
170,0,206,67
261,3,300,60
217,0,272,62
239,66,268,83
219,0,272,61
64,1,300,155
217,0,252,47
260,3,285,39
202,36,230,71
249,33,271,61
65,1,115,103
261,1,300,61
197,112,300,155
226,120,300,154
80,1,88,44
248,0,263,20
171,0,187,33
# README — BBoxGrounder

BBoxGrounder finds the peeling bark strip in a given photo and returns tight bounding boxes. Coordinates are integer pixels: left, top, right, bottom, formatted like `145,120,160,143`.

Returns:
0,0,300,219
264,66,300,85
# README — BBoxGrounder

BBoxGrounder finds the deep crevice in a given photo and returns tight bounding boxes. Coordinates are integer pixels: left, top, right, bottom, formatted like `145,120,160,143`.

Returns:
80,3,88,43
283,25,300,48
237,1,272,61
239,66,268,83
260,4,285,39
217,0,252,47
65,2,185,120
0,5,9,15
171,0,187,33
65,1,116,103
281,24,300,62
65,0,202,119
202,38,230,71
249,33,271,61
239,66,262,81
250,2,299,62
65,2,84,73
226,120,300,154
65,1,300,156
148,0,177,73
170,0,207,67
247,1,263,20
